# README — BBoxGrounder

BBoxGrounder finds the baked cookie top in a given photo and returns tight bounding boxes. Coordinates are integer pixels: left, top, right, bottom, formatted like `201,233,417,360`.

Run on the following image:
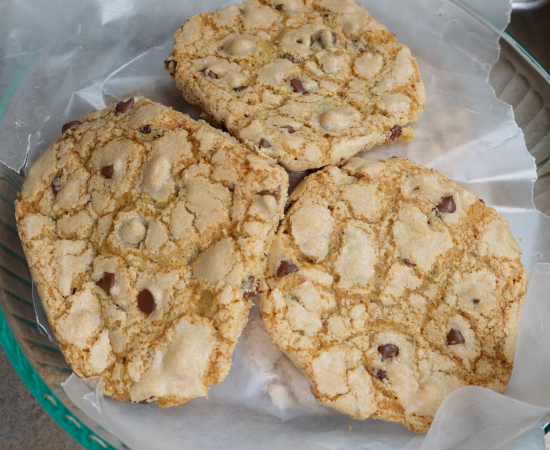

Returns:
260,157,526,432
16,96,288,407
166,0,425,171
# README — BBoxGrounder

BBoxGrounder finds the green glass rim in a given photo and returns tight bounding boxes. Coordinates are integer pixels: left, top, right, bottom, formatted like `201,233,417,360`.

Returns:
0,303,117,449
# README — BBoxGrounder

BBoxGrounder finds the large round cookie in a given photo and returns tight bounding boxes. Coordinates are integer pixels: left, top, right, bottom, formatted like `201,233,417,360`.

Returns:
165,0,425,171
15,96,288,406
260,157,527,432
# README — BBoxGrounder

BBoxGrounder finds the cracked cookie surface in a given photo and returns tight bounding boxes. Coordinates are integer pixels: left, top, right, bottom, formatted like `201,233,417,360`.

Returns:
260,157,526,432
166,0,425,171
16,96,288,407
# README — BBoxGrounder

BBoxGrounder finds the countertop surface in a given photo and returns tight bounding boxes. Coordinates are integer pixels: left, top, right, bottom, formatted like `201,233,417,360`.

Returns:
0,346,83,450
0,4,549,450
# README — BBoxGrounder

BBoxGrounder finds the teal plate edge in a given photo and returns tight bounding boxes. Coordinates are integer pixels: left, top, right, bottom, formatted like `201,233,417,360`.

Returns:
0,304,117,450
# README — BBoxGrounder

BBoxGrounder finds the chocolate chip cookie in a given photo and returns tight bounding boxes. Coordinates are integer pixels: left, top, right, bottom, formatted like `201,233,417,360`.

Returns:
260,157,526,432
165,0,425,171
16,96,288,407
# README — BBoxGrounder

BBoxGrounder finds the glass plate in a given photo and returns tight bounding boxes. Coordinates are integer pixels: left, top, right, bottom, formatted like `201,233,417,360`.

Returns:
0,21,549,450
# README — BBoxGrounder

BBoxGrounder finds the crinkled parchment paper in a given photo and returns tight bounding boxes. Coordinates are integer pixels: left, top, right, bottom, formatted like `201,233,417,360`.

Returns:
2,0,550,449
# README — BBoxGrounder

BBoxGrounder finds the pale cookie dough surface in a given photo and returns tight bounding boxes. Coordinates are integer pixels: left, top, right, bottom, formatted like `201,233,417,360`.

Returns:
260,157,527,432
16,96,288,407
166,0,425,171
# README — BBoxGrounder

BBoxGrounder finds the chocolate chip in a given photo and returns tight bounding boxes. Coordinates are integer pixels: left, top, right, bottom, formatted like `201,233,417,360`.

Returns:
102,165,114,178
116,97,134,114
164,59,177,76
258,190,280,201
378,344,399,361
207,70,218,79
281,125,295,133
62,120,82,134
479,199,485,204
221,119,228,133
296,38,303,44
375,369,387,381
96,272,116,295
229,184,235,192
274,4,283,10
291,78,308,94
446,329,465,345
139,400,150,404
241,276,258,301
437,196,456,214
332,32,337,44
275,260,298,278
260,138,271,148
140,125,151,134
284,54,301,64
402,259,415,268
310,35,315,46
52,177,62,194
137,289,156,314
389,125,402,141
233,86,245,92
473,299,480,304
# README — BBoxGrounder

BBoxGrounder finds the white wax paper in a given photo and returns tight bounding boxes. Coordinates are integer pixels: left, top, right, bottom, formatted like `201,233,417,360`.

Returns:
3,0,550,449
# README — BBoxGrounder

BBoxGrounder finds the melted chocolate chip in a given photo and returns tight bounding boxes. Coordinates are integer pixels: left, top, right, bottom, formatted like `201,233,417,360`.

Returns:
275,260,298,278
479,199,485,204
220,119,228,133
260,138,271,148
52,177,62,194
62,120,82,134
258,190,280,201
207,70,218,79
241,276,258,301
378,344,399,361
116,97,134,114
102,165,114,178
229,184,235,192
164,59,177,76
473,299,480,304
96,272,116,295
296,38,303,44
291,78,308,94
332,32,337,44
375,369,387,381
284,54,301,64
437,196,456,214
233,86,245,92
140,125,151,134
281,125,295,133
446,329,465,345
389,125,403,141
274,4,283,10
402,259,415,268
139,400,150,404
137,289,156,314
